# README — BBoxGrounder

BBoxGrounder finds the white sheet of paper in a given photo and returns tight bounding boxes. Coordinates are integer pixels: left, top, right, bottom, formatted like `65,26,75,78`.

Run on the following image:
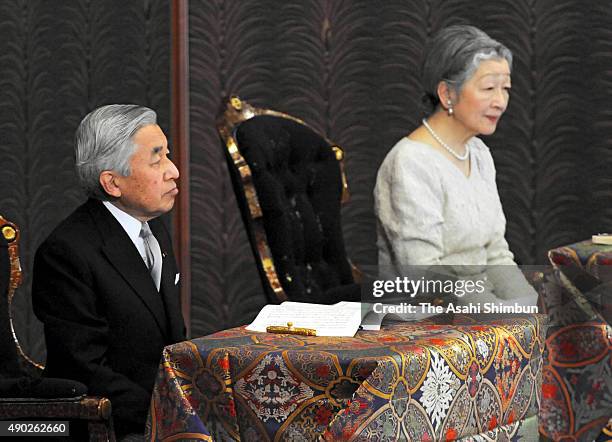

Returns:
246,301,364,337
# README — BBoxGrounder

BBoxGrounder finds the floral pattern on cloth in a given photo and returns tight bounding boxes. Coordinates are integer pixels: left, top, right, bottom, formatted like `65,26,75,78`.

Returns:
419,351,461,431
537,241,612,441
146,314,546,441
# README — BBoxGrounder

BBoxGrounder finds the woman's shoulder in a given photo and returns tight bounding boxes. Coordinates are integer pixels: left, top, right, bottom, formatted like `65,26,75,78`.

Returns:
382,137,445,167
390,136,438,153
377,137,443,186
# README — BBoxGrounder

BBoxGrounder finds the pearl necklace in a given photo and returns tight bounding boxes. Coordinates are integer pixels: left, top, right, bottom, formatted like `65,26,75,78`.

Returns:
422,118,469,161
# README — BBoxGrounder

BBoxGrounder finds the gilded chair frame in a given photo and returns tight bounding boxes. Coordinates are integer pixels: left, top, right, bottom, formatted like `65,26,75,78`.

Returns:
1,217,42,373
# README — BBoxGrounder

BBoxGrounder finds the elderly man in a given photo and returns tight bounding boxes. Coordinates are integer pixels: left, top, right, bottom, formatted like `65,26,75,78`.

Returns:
33,105,185,440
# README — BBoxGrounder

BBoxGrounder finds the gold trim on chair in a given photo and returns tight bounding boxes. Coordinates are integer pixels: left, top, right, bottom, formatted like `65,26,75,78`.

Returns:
216,96,351,302
0,215,43,371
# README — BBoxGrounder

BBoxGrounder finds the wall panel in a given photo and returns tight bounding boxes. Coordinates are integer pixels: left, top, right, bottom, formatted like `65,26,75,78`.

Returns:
188,0,271,337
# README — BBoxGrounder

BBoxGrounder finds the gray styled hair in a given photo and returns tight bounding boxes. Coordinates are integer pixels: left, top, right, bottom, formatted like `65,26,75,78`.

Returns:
421,25,513,114
75,104,157,200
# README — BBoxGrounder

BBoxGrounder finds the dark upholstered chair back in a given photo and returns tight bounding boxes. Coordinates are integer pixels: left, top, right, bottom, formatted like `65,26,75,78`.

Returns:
218,97,360,304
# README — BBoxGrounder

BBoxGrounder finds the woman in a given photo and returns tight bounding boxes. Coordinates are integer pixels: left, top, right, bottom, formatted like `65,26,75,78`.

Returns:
374,25,537,306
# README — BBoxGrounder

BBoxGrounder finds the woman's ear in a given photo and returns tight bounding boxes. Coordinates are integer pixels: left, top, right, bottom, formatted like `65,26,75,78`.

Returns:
437,81,456,112
99,171,122,198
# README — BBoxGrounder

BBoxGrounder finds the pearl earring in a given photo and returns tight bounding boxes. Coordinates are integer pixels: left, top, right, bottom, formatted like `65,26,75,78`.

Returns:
447,100,454,116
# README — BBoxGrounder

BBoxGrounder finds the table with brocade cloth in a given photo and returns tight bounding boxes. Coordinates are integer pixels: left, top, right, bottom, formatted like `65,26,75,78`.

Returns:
146,314,547,441
538,240,612,441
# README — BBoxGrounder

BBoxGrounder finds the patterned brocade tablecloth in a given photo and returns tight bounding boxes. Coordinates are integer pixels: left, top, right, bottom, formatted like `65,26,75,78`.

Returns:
549,238,612,271
146,314,546,441
540,240,612,441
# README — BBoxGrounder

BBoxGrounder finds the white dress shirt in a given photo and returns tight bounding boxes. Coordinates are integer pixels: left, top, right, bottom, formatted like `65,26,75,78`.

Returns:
102,201,149,267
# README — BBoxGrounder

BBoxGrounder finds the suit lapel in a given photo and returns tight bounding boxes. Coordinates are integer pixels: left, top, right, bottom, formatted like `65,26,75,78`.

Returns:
87,200,169,336
150,219,185,342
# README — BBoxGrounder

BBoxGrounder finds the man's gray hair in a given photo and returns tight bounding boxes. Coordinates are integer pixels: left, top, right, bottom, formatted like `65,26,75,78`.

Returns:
421,25,513,114
75,104,157,200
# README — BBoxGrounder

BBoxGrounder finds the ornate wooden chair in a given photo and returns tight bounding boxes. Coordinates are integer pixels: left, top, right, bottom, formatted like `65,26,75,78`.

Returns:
217,96,360,304
0,215,115,441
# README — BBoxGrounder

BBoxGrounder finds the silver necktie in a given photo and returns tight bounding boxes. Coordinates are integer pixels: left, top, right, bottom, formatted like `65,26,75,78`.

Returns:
140,222,162,291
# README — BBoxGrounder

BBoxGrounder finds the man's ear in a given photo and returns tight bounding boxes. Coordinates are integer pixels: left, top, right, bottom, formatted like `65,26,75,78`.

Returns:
436,81,456,111
99,171,122,198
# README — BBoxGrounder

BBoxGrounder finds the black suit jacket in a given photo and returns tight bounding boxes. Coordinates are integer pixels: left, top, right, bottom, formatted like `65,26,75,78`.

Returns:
32,199,185,436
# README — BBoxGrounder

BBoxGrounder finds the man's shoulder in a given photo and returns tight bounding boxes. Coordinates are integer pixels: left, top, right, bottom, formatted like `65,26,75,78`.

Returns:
42,199,104,248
